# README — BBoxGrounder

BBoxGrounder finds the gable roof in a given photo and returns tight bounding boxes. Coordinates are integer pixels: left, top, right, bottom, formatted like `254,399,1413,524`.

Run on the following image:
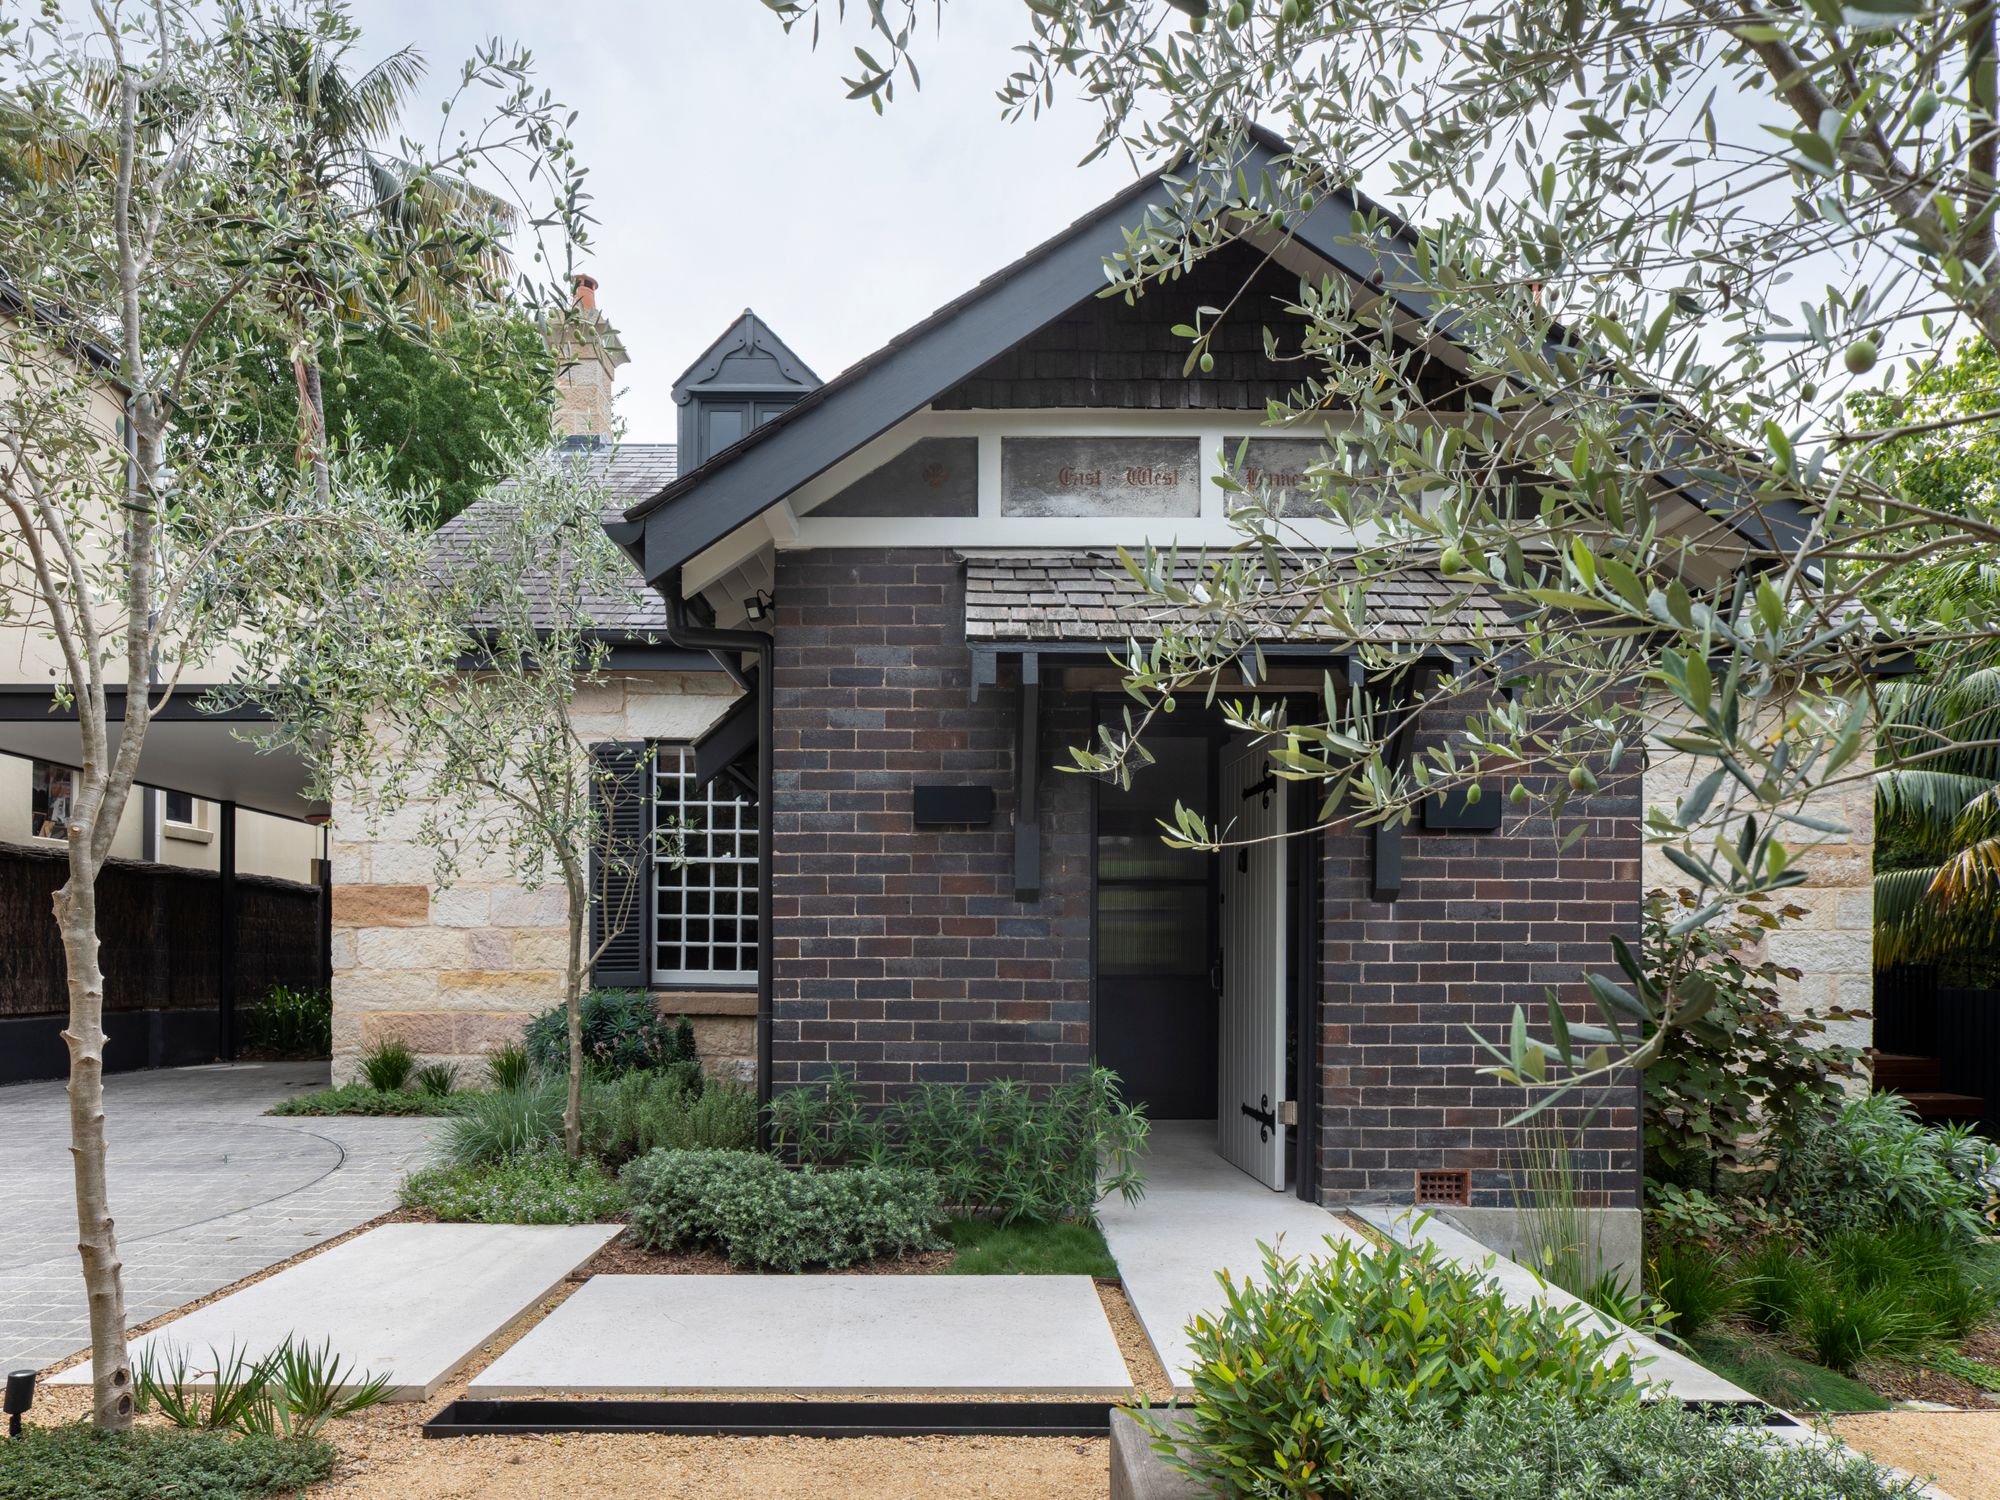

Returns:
671,309,821,405
618,127,1812,585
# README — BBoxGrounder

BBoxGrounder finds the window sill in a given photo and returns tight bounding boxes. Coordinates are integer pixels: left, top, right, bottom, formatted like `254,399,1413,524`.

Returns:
164,823,212,844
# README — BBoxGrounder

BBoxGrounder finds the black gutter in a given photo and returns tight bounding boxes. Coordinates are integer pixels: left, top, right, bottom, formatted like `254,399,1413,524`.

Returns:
662,574,773,1140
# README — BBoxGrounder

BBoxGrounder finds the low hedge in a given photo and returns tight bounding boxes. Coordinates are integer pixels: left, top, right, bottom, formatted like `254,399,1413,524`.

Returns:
1340,1384,1923,1498
0,1425,333,1500
400,1145,624,1225
269,1083,470,1118
622,1149,945,1272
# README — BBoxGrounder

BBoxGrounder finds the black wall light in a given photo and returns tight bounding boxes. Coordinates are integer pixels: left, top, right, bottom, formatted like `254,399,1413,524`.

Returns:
743,589,774,622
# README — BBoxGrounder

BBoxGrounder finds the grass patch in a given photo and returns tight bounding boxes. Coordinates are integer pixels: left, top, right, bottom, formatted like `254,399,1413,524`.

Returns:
0,1424,333,1500
937,1215,1118,1276
400,1145,624,1224
269,1083,476,1118
1687,1327,1891,1413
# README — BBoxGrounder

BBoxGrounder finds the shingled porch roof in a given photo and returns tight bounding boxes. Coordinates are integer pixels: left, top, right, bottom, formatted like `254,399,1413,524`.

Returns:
960,551,1511,647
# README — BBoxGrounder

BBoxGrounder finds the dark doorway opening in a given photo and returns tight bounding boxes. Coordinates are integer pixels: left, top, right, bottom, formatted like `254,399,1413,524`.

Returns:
1093,731,1216,1120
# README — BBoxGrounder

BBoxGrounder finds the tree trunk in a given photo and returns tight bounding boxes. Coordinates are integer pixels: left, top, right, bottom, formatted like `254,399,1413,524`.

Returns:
563,893,585,1160
304,359,331,507
54,873,134,1431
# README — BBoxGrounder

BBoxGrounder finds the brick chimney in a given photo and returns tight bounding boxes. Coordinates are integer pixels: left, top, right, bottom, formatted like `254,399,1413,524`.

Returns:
549,273,629,441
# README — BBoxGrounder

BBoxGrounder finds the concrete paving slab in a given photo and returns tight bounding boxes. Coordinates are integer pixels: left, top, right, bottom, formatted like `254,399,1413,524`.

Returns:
1098,1121,1369,1386
467,1274,1133,1395
54,1222,617,1401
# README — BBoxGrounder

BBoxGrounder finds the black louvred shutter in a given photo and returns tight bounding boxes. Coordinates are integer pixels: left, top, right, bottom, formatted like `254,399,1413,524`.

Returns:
589,741,651,988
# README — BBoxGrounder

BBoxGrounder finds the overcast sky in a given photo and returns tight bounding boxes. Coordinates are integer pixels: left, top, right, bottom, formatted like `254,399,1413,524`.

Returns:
341,3,1135,444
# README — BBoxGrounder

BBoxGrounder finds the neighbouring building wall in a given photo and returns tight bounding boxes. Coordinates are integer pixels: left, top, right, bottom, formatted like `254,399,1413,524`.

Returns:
328,671,740,1083
1643,738,1875,1056
769,549,1094,1101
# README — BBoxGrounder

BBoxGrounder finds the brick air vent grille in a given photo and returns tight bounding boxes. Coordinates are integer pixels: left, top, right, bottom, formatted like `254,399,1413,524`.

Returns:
1414,1168,1471,1207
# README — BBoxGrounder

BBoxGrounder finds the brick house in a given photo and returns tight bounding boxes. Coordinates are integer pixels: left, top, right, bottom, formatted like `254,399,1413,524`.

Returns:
333,129,1876,1253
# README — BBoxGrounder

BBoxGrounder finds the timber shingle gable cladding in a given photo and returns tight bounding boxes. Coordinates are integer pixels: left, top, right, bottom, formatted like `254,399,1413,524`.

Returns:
961,552,1513,645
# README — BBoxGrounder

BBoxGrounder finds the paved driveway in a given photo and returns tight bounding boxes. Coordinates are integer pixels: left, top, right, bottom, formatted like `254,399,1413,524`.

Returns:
0,1062,443,1370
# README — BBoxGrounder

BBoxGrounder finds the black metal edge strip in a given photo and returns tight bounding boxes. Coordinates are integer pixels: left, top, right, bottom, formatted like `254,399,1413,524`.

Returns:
422,1398,1125,1440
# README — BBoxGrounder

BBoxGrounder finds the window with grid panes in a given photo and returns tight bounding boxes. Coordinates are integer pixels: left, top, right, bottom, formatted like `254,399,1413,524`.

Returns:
652,745,757,985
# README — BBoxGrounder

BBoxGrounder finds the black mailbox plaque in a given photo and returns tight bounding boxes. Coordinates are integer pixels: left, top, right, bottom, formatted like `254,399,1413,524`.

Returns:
913,785,996,827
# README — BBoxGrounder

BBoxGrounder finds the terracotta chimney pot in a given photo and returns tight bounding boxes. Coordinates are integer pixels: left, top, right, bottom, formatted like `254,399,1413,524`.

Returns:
573,273,599,311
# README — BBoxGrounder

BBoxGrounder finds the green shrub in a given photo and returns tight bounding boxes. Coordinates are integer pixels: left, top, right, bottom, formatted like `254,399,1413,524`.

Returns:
442,1079,565,1167
0,1424,334,1500
1335,1385,1921,1499
136,1336,391,1441
1149,1236,1642,1499
1798,1277,1927,1372
1648,1239,1738,1339
268,1083,466,1118
358,1038,415,1092
411,1061,458,1098
238,985,331,1060
1733,1240,1817,1332
524,989,696,1077
1777,1090,1998,1246
622,1149,945,1271
401,1145,624,1224
769,1064,879,1165
773,1064,1149,1223
580,1068,752,1167
485,1043,532,1091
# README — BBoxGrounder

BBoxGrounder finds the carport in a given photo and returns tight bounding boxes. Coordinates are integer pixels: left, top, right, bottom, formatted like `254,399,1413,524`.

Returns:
0,684,325,1075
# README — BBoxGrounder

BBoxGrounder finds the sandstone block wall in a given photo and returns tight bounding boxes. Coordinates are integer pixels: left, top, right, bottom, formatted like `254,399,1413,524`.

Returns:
330,671,746,1083
1643,739,1874,1056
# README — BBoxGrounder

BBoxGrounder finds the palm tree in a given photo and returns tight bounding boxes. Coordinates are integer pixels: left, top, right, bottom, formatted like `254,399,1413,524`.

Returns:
1874,667,2000,967
230,13,515,500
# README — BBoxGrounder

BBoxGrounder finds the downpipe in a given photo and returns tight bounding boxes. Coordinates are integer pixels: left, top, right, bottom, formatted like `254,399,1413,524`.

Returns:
662,576,774,1144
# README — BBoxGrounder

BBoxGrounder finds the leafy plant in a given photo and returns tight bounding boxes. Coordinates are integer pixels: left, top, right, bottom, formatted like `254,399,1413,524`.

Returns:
239,985,332,1060
580,1069,753,1168
0,1424,334,1500
1639,890,1862,1189
268,1083,469,1118
938,1215,1119,1277
769,1065,879,1166
400,1145,624,1225
524,990,696,1079
1797,1279,1924,1373
773,1065,1149,1223
1928,1347,2000,1394
442,1079,565,1167
1646,1240,1737,1341
357,1038,416,1093
133,1336,388,1441
1733,1240,1817,1334
411,1062,459,1099
622,1149,945,1272
135,1344,281,1433
1335,1384,1921,1498
1776,1091,2000,1247
485,1044,532,1091
1148,1235,1642,1499
247,1340,392,1440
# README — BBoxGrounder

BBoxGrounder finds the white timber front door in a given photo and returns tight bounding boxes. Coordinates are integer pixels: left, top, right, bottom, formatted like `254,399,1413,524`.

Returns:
1216,735,1288,1189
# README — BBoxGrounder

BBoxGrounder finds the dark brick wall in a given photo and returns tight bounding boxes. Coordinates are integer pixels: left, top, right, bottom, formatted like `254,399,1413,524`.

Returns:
1317,767,1644,1209
933,242,1463,412
769,549,1092,1101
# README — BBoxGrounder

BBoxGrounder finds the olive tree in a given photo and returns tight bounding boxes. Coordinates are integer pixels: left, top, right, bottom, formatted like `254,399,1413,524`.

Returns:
237,449,673,1161
767,0,2000,1100
0,0,582,1429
